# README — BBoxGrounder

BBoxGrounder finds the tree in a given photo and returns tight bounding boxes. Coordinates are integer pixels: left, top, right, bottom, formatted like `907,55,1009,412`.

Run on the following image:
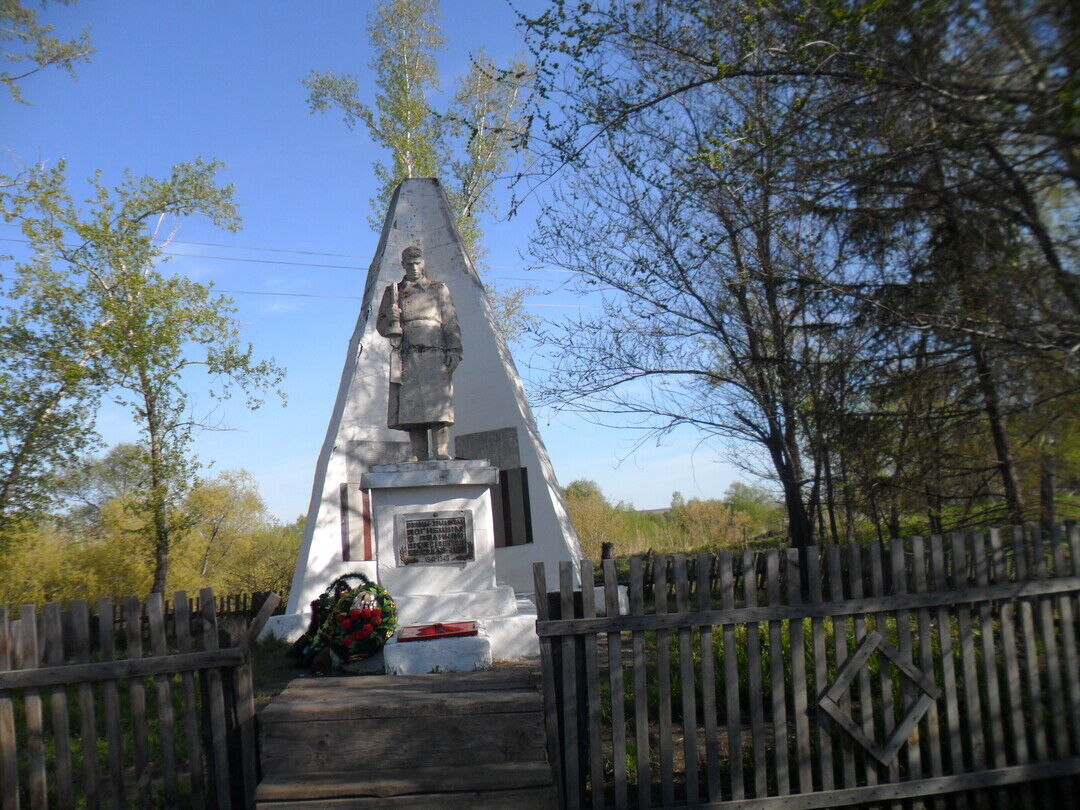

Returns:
519,0,1080,541
1,0,92,103
302,0,442,229
523,21,859,547
303,0,529,256
302,0,534,344
3,159,285,592
0,455,303,605
0,262,101,543
562,478,624,559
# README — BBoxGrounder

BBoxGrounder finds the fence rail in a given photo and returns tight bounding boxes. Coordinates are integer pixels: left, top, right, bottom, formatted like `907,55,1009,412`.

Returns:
535,524,1080,809
0,588,280,810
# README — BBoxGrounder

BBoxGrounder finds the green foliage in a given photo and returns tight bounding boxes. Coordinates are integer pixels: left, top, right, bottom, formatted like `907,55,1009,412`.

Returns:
2,160,286,590
520,0,1080,544
1,0,93,103
302,1,529,255
0,455,302,607
563,479,786,560
303,0,442,224
301,0,534,342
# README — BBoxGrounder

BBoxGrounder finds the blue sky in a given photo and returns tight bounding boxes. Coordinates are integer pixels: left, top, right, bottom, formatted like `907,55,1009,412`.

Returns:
3,0,742,520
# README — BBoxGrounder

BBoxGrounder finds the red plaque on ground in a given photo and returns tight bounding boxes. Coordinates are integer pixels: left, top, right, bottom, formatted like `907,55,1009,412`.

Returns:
397,621,479,642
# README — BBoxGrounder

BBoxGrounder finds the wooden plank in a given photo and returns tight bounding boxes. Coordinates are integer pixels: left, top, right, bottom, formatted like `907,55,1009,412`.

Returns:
827,546,856,788
628,557,651,809
239,592,281,651
0,607,19,810
532,565,565,810
535,576,1080,637
19,605,46,809
867,543,897,795
234,649,258,810
1013,526,1048,763
70,601,99,810
848,545,877,787
972,532,1006,771
558,562,582,810
255,761,557,800
97,597,125,810
674,554,700,803
178,596,213,807
146,594,178,805
638,758,1080,810
742,550,765,799
0,647,246,690
43,602,74,809
654,555,674,806
766,550,790,795
1056,526,1080,761
579,560,604,809
911,538,944,810
200,589,234,810
805,549,833,793
603,559,628,808
930,536,962,774
723,552,744,799
991,529,1028,766
890,539,923,793
122,596,149,809
1031,526,1068,759
697,552,721,802
785,549,812,793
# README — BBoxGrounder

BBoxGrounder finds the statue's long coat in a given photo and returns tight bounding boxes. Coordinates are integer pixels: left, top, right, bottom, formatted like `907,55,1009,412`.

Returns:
375,277,462,429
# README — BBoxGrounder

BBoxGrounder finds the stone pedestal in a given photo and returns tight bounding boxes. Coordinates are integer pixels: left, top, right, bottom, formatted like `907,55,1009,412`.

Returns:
361,459,524,672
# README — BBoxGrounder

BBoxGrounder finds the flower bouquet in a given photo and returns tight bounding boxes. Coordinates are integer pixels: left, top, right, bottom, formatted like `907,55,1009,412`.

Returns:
296,573,397,668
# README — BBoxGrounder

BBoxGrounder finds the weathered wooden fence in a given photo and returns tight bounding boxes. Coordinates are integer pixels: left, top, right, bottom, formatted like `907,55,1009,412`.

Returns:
535,524,1080,808
0,588,280,809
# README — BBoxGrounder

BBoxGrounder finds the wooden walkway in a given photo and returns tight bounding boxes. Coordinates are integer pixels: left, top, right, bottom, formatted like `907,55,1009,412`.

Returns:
256,664,557,808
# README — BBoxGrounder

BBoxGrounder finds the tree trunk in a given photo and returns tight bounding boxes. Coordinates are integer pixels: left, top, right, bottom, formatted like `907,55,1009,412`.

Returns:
971,339,1025,525
142,378,170,595
766,438,814,549
824,451,840,544
1040,455,1055,538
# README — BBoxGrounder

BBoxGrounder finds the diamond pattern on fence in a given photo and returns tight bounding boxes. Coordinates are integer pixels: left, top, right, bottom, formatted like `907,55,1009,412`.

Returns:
819,628,942,766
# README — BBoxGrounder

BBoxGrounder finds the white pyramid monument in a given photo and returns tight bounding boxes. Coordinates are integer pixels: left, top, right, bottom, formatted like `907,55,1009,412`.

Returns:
273,178,581,637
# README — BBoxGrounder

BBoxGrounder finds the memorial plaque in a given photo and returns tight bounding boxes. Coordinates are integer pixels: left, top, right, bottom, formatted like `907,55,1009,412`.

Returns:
394,509,474,565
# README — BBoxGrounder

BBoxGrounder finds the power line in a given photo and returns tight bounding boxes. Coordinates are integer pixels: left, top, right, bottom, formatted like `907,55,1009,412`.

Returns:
0,225,367,260
0,236,570,280
216,288,361,301
216,288,590,308
0,238,361,270
0,226,577,274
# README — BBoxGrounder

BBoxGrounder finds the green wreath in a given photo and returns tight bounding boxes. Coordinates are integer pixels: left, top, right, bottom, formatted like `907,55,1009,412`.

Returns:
301,573,397,664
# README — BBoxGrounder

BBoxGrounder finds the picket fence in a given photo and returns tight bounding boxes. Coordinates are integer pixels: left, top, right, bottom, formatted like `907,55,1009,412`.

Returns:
534,524,1080,809
0,588,280,810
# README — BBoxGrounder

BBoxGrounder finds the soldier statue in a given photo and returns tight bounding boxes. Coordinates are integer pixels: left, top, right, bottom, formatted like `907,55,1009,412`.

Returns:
376,246,462,460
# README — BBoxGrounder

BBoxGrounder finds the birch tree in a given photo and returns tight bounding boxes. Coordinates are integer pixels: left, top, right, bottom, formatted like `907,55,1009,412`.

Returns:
2,159,285,591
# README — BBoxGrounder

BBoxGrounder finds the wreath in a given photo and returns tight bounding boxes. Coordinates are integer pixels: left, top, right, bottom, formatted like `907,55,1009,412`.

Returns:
296,573,397,667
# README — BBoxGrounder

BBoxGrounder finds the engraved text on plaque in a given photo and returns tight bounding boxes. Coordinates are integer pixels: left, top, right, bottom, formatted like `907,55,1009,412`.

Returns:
394,509,474,565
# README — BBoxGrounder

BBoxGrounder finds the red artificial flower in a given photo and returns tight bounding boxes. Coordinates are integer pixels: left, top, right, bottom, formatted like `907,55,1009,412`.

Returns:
358,625,373,640
372,609,382,623
341,618,352,631
350,609,362,620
